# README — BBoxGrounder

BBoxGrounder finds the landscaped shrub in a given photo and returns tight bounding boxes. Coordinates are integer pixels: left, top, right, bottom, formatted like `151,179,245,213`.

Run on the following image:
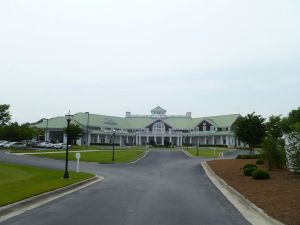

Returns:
252,169,270,179
256,159,264,165
244,167,257,176
198,144,228,148
243,164,258,170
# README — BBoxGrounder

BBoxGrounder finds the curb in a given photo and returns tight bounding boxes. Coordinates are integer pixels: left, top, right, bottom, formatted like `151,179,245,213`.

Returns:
182,150,222,159
77,150,149,166
201,162,283,225
0,175,103,222
182,150,195,158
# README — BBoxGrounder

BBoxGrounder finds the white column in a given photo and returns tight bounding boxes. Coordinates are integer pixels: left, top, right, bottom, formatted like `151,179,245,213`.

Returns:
136,135,138,145
204,136,207,145
154,136,157,144
169,136,172,144
76,137,82,146
220,136,223,145
105,135,108,144
126,136,129,144
63,133,67,144
120,136,122,146
177,136,179,146
162,136,164,145
212,136,215,145
45,131,50,142
226,136,229,146
190,137,192,145
97,134,100,143
89,134,92,145
180,136,182,146
197,136,199,146
146,136,149,143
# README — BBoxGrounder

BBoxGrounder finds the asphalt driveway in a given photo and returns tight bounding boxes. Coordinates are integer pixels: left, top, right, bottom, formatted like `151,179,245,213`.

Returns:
0,150,250,225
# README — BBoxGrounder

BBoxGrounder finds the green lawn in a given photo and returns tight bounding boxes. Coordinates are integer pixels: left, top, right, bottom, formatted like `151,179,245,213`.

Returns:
9,147,146,154
0,161,94,206
187,148,226,157
32,150,145,163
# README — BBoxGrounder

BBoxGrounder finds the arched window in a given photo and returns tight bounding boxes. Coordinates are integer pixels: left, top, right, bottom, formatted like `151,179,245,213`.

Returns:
203,122,206,131
153,122,165,133
210,126,214,131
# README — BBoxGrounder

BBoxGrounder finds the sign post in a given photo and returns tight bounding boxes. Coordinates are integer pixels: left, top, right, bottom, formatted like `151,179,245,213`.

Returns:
75,152,81,173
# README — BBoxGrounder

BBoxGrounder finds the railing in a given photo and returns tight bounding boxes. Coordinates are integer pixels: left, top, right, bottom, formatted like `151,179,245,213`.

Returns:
190,130,216,135
137,131,183,135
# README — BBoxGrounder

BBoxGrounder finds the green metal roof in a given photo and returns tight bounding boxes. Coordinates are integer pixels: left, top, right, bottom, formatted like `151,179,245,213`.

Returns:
34,112,240,130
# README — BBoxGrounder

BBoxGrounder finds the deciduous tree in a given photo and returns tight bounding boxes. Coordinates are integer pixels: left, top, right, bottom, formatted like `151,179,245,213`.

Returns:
63,124,83,145
0,104,11,125
234,112,266,155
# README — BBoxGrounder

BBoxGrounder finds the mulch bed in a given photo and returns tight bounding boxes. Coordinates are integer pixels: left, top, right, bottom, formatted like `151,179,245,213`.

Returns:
207,159,300,225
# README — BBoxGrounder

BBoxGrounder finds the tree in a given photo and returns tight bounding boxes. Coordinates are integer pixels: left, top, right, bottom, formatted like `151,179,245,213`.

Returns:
63,124,83,145
0,122,41,141
281,107,300,133
234,112,266,155
266,115,283,140
0,104,11,125
262,136,286,170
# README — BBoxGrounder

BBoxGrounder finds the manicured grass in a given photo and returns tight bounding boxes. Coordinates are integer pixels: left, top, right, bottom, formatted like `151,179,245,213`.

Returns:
187,148,226,157
9,147,146,154
32,150,145,163
0,161,94,206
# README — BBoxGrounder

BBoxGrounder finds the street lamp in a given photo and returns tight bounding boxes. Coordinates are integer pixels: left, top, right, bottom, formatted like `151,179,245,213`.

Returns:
85,112,90,150
64,111,73,179
112,129,116,161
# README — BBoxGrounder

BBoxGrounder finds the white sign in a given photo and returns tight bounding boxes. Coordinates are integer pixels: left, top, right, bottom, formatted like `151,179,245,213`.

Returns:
76,152,81,173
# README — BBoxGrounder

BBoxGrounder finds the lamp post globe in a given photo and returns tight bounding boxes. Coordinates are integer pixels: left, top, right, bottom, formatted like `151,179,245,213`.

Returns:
112,129,116,161
64,111,73,179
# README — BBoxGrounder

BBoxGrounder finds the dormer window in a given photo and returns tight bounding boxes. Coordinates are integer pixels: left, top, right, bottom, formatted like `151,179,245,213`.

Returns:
153,121,165,133
203,122,207,131
210,126,214,131
195,127,199,132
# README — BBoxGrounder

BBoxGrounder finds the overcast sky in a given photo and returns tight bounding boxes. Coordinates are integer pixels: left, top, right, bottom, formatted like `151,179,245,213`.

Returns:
1,0,299,123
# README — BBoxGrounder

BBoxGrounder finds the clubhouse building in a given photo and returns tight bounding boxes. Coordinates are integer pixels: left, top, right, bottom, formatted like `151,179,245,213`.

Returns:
34,106,242,147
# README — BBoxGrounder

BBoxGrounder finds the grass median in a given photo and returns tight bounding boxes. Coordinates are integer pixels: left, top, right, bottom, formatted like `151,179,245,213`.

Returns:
0,161,94,207
32,150,145,163
187,148,226,157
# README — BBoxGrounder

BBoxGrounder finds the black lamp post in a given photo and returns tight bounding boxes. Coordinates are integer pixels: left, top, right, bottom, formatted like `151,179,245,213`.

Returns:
112,129,116,161
64,111,73,179
186,134,189,151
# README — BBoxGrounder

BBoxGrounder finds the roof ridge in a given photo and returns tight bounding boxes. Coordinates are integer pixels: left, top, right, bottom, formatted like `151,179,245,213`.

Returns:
75,112,125,119
194,113,240,119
